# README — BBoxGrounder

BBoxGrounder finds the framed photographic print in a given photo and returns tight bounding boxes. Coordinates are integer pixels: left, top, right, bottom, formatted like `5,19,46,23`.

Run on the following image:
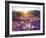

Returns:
5,1,45,37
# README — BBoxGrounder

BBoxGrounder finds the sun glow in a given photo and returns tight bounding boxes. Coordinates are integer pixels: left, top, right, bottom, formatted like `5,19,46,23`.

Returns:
22,11,28,16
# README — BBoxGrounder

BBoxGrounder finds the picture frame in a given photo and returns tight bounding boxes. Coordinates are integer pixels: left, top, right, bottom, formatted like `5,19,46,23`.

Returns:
5,1,45,37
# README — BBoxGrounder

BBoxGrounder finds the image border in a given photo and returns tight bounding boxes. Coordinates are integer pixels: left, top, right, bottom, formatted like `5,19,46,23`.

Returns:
5,1,45,37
